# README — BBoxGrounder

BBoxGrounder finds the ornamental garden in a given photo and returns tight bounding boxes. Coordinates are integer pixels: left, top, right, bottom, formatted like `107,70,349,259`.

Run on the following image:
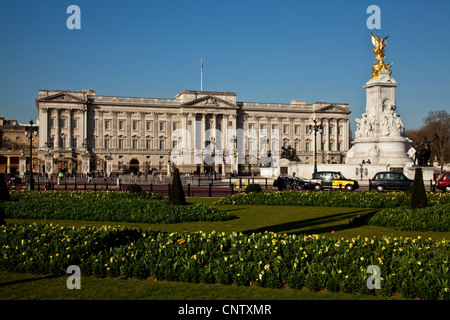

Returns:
0,176,449,300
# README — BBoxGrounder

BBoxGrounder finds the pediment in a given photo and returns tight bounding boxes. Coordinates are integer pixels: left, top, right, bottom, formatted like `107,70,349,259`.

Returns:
37,91,86,103
317,104,350,114
181,95,238,109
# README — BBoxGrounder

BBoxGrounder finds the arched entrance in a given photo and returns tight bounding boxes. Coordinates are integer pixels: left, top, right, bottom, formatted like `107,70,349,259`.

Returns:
129,159,139,174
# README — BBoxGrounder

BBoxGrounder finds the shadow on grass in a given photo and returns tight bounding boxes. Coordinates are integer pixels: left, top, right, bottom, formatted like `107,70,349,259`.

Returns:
243,209,379,235
0,274,60,287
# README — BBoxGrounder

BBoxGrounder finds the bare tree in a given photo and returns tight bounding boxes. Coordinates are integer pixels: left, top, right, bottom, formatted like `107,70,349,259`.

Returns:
407,110,450,164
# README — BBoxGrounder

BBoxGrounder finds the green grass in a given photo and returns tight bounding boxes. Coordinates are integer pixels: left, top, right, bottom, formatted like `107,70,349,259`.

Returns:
6,198,449,240
0,271,391,300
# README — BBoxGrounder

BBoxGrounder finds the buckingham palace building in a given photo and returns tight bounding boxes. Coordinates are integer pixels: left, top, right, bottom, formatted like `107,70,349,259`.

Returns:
35,89,351,176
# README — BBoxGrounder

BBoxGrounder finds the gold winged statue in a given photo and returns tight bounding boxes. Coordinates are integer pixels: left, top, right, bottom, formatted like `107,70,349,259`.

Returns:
370,32,393,78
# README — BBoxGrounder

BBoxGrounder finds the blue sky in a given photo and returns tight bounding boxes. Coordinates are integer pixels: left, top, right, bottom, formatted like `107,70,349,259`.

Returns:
0,0,449,132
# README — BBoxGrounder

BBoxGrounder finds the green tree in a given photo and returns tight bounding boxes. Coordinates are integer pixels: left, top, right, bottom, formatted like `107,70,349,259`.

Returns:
169,168,187,205
410,167,428,209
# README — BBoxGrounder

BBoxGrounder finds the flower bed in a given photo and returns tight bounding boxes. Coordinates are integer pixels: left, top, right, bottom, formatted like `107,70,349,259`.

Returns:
1,223,448,300
1,191,235,224
214,190,450,208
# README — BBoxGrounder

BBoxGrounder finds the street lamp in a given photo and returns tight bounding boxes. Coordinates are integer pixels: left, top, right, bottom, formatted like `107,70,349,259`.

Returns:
24,120,38,190
306,119,323,174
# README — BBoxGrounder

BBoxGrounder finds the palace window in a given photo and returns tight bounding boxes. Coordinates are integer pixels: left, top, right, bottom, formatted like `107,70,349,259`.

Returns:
271,125,278,134
60,119,66,128
118,139,124,150
60,137,66,148
104,120,110,130
146,139,152,150
104,138,110,149
294,125,299,134
159,139,165,150
132,139,138,150
146,121,152,131
49,118,54,128
159,122,165,131
283,125,288,134
306,142,310,152
72,138,77,149
260,124,266,134
173,122,178,131
119,120,124,130
132,121,138,131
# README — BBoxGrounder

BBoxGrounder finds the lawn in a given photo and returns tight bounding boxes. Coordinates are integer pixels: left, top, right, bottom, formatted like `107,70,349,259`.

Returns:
0,271,387,300
7,198,449,240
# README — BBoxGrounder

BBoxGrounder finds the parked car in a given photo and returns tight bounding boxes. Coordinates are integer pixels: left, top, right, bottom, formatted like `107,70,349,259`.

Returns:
273,176,312,190
370,171,413,192
310,171,359,191
436,171,450,192
3,173,22,184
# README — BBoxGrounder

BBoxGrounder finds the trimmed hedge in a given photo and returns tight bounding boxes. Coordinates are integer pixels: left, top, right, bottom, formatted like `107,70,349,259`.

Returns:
214,190,450,208
1,191,235,224
368,203,450,232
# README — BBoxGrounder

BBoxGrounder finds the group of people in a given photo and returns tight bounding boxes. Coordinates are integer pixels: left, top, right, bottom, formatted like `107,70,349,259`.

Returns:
276,172,298,191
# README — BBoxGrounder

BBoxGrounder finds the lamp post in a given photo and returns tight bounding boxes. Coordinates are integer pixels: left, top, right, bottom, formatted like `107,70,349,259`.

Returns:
307,119,323,174
24,120,38,190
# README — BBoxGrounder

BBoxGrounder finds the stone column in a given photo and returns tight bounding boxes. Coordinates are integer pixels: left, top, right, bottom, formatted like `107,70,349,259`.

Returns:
82,106,88,148
153,112,159,151
6,156,11,173
67,109,72,150
166,113,172,151
79,109,85,147
201,113,206,151
139,112,145,149
54,109,60,149
98,110,104,150
126,111,132,149
200,113,206,173
113,111,119,149
38,107,48,150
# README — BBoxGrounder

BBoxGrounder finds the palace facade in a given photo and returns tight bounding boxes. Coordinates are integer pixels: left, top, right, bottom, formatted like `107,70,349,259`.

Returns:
35,89,351,176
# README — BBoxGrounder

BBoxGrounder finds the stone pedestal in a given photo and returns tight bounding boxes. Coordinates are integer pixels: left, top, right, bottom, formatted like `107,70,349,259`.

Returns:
81,153,91,175
19,155,27,179
346,70,414,166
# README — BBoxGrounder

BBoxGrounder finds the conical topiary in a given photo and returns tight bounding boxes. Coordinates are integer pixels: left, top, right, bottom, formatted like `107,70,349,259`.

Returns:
410,167,428,209
0,174,10,201
169,168,186,205
0,206,5,226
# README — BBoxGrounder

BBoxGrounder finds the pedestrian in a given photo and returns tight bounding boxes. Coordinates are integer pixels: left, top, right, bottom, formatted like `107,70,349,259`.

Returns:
45,179,51,191
276,174,284,191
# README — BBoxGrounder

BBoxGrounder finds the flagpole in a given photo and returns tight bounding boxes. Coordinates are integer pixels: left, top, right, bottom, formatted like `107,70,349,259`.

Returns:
201,58,203,91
